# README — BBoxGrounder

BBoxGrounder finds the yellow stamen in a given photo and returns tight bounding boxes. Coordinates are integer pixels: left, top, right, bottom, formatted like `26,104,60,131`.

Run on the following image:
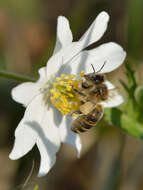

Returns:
50,71,84,115
66,85,72,91
80,70,85,77
61,74,66,78
69,74,75,79
67,80,73,85
72,113,77,117
50,89,55,93
68,93,74,98
59,81,64,85
56,77,61,81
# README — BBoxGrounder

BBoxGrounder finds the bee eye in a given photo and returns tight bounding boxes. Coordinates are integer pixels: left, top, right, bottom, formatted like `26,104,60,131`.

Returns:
92,75,104,83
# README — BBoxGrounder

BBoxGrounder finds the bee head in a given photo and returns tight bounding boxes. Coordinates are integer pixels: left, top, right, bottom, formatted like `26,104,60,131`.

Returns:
84,63,106,84
84,74,105,84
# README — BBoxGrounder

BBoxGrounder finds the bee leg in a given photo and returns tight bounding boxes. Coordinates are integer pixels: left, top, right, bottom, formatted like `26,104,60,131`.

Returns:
71,110,82,116
73,89,86,97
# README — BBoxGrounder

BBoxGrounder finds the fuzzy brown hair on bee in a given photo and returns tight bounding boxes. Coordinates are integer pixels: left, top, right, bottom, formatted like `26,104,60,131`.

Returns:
75,62,108,104
71,103,103,133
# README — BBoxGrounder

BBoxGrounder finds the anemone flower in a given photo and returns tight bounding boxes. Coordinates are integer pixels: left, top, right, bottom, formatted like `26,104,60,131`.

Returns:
9,11,126,177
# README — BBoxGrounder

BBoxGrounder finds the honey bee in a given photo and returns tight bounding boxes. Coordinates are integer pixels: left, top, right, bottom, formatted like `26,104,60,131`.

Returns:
71,63,108,133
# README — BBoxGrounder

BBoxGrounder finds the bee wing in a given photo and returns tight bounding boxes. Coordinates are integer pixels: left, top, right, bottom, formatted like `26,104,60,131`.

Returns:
79,101,95,115
64,42,126,75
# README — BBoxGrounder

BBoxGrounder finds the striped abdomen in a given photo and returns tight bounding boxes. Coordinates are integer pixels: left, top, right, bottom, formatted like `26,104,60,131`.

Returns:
71,104,103,133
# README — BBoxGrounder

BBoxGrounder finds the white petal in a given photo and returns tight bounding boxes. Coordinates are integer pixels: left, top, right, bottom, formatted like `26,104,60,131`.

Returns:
36,106,61,177
46,54,64,79
11,67,46,107
10,94,61,177
46,12,109,77
38,67,47,82
79,11,109,46
84,42,126,74
46,41,96,78
37,138,57,177
46,42,85,78
11,82,41,107
9,95,44,160
101,81,124,107
53,16,73,54
104,80,115,89
62,42,126,75
59,116,82,158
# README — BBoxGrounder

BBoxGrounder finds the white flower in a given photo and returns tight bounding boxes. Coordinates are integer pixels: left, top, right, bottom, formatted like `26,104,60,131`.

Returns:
9,11,126,177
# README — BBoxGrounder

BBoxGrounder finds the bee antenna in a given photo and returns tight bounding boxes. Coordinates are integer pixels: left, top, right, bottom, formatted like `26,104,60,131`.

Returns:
95,61,106,73
91,64,96,73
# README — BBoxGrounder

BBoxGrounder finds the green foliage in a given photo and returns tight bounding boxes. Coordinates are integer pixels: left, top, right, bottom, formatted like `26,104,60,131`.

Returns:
134,86,143,106
104,63,143,140
0,52,7,70
0,0,42,20
127,0,143,59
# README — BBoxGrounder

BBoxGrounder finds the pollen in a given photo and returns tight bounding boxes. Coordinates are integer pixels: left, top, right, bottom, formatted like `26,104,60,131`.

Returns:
56,77,61,81
72,113,78,117
66,85,72,91
50,72,84,115
80,70,85,77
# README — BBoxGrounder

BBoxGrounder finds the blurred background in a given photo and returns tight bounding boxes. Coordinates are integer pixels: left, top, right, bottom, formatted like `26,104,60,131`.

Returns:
0,0,143,189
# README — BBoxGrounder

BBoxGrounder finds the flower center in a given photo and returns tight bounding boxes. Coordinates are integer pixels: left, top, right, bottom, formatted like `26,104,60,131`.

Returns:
49,71,85,115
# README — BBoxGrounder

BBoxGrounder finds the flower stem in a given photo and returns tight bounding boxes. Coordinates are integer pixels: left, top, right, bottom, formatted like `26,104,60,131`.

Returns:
0,70,36,82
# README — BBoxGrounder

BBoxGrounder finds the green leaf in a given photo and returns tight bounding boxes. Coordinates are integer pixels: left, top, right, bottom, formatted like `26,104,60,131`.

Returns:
122,63,137,96
120,62,140,119
0,70,36,82
104,108,143,140
119,80,130,94
134,85,143,105
127,0,143,59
